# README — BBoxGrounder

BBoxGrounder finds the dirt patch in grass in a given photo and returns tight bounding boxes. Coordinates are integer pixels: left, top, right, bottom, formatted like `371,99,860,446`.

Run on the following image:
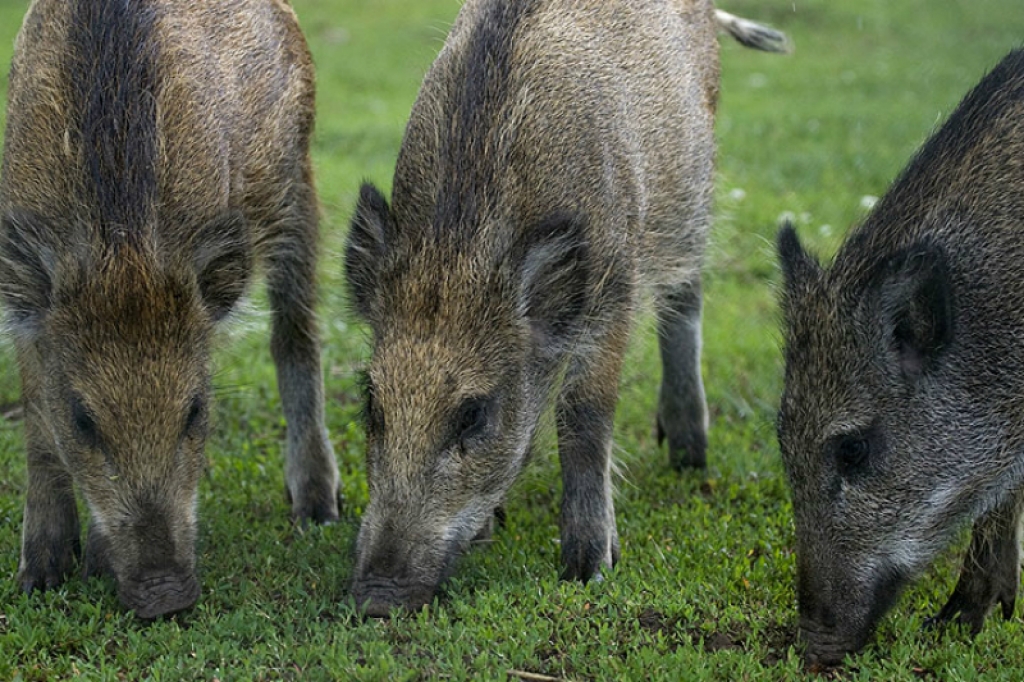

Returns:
636,608,797,666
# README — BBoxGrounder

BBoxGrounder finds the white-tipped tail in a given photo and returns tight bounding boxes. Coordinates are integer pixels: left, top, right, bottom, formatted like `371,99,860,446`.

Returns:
715,9,792,53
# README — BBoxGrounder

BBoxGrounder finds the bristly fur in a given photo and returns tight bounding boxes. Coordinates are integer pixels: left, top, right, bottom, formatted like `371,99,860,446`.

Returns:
69,0,160,246
346,0,791,616
2,0,340,616
776,48,1024,666
433,0,538,245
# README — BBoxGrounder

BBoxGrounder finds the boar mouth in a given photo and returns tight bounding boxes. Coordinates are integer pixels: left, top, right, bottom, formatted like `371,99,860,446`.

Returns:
352,577,439,618
119,571,200,620
799,622,861,670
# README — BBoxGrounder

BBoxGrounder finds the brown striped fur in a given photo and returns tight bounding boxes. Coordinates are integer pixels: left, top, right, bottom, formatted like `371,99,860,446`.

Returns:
0,0,338,618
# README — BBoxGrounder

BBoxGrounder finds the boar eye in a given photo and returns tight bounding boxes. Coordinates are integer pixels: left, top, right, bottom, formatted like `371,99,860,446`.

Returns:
456,398,489,442
71,397,101,449
834,435,870,476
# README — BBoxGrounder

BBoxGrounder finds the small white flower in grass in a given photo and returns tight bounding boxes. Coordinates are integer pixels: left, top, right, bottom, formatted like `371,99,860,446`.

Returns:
818,224,832,238
860,195,879,210
748,73,768,89
729,188,746,201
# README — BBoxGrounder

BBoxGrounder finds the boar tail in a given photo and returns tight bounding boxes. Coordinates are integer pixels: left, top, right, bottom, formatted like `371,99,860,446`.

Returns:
714,10,791,53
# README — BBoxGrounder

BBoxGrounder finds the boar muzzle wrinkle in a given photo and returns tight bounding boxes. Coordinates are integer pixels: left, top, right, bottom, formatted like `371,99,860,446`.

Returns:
120,570,200,620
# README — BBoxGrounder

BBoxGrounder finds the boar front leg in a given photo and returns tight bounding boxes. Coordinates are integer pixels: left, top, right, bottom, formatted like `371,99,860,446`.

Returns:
556,318,628,581
17,355,81,592
655,278,708,470
928,488,1024,633
265,176,340,525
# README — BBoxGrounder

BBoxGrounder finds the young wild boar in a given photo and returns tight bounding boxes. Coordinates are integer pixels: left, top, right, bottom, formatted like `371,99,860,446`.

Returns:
0,0,339,618
345,0,787,615
777,49,1024,667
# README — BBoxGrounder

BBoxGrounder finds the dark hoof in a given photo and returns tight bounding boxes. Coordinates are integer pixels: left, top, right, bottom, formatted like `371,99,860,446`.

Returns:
560,536,615,583
925,589,1015,635
657,416,707,470
18,537,81,594
288,485,342,527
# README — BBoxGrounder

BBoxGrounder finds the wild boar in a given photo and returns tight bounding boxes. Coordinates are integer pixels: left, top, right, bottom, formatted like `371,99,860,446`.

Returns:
345,0,788,615
777,49,1024,667
0,0,339,618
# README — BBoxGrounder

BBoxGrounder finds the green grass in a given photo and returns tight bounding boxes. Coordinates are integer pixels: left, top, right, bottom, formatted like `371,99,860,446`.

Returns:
1,0,1022,679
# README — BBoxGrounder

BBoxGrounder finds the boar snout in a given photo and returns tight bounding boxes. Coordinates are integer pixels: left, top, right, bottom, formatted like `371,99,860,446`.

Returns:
352,578,437,618
83,492,200,619
351,519,459,616
119,569,200,620
798,605,868,669
796,557,908,668
796,563,856,668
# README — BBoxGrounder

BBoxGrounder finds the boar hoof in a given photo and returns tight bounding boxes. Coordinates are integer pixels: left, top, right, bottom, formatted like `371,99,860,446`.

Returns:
656,416,707,470
926,586,1017,635
286,484,341,527
560,536,617,583
19,534,81,594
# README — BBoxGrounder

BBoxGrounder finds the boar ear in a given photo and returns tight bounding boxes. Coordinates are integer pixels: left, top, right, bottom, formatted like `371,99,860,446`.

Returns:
777,221,821,291
517,212,591,350
0,209,59,337
877,242,954,380
192,210,253,322
345,183,391,320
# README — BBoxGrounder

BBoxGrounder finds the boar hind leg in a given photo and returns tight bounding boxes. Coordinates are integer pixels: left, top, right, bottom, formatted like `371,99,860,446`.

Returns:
556,321,628,582
928,489,1024,633
265,176,340,524
655,279,709,470
18,394,81,592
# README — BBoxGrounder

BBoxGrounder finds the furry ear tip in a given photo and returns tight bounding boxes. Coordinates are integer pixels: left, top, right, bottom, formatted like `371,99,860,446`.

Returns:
346,184,391,321
776,220,800,256
776,221,817,280
357,182,389,213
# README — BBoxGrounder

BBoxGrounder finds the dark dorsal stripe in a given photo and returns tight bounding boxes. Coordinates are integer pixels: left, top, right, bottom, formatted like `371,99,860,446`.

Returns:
69,0,160,246
432,0,539,246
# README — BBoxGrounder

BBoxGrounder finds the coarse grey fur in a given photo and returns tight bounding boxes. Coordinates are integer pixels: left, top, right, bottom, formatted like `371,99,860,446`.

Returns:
777,49,1024,668
346,0,787,615
0,0,338,618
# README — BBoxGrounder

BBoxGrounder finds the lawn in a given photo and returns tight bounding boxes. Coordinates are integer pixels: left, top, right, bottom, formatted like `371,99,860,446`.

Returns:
1,0,1022,680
